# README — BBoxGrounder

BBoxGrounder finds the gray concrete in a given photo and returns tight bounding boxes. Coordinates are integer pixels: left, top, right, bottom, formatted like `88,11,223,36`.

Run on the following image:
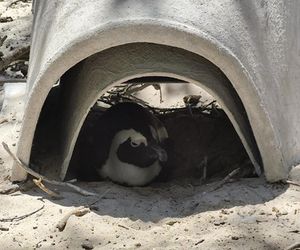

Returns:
11,0,300,182
59,43,261,180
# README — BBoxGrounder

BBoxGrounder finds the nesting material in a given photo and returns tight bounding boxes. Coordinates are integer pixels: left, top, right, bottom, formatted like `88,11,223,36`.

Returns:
66,82,256,184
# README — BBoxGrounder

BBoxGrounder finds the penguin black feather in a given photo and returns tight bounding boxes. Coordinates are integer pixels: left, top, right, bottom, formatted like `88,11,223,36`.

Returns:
68,102,169,186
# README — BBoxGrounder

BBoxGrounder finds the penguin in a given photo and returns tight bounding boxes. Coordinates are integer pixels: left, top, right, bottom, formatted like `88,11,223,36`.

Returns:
69,101,169,186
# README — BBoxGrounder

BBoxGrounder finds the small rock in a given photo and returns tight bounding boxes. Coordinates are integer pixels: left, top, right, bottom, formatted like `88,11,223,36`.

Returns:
195,239,205,246
256,219,268,223
135,243,141,247
231,236,239,240
81,240,93,249
214,221,226,226
166,221,178,226
33,226,38,229
90,205,99,211
0,17,13,23
221,209,230,215
279,211,288,216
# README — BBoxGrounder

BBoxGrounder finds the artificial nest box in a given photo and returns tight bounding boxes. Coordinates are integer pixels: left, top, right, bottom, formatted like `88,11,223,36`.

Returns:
11,0,300,183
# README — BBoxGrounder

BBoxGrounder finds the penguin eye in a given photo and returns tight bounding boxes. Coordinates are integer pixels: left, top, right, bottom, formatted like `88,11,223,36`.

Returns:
130,141,140,147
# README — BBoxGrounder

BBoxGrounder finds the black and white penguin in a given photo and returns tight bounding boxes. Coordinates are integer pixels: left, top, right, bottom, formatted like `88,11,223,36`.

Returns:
69,102,169,186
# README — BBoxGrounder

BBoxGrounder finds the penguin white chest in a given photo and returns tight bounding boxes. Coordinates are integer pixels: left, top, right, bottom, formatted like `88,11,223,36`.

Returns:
100,157,161,186
98,129,162,186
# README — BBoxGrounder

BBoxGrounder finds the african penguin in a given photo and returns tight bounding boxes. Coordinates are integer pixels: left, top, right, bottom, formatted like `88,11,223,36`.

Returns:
69,102,169,186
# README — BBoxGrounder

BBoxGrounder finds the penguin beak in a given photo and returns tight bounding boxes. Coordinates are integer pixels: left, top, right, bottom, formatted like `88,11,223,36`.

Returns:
151,144,168,162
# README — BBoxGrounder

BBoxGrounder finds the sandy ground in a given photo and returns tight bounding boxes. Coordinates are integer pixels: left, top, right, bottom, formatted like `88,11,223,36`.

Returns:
1,1,300,249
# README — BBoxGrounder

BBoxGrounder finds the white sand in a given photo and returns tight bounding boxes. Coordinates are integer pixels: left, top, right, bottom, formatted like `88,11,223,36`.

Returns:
0,1,300,249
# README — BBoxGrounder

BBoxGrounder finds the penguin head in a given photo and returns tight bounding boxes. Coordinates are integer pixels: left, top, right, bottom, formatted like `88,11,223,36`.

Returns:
110,128,168,168
99,128,167,186
95,102,169,186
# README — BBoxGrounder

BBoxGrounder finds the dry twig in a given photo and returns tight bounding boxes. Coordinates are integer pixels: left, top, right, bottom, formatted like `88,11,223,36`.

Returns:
118,224,129,230
2,142,97,196
210,168,240,192
6,0,29,10
0,204,44,222
56,188,110,232
0,118,8,125
0,46,30,72
188,168,241,213
56,206,90,231
87,188,111,207
0,35,8,47
285,180,300,187
0,183,19,194
33,178,60,198
0,75,27,84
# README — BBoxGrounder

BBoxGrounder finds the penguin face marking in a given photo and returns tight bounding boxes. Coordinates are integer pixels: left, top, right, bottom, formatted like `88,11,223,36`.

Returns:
129,133,148,147
117,139,159,168
100,129,164,186
112,129,164,168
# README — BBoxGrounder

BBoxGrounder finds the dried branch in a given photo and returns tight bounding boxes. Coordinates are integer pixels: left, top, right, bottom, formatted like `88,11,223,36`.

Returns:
86,188,110,207
56,188,110,232
0,35,8,47
152,84,163,103
118,224,129,230
205,168,240,193
285,180,300,187
5,0,30,10
0,75,27,88
56,206,90,231
2,142,97,196
0,46,30,72
0,118,8,125
0,183,19,194
0,204,44,222
189,167,241,213
33,178,60,198
210,168,240,192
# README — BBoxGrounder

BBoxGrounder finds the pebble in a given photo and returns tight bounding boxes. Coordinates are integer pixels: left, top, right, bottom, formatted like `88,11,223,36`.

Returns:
214,221,226,226
81,240,93,249
166,221,178,226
